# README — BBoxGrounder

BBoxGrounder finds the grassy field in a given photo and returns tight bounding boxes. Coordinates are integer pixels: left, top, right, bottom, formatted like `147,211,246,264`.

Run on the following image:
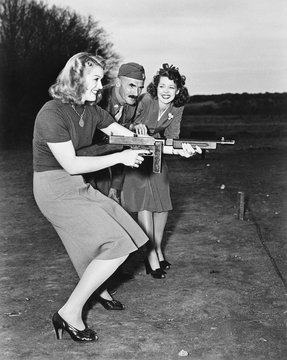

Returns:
1,116,287,359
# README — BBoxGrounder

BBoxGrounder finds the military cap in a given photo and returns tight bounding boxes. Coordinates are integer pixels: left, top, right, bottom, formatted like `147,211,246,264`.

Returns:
118,62,145,80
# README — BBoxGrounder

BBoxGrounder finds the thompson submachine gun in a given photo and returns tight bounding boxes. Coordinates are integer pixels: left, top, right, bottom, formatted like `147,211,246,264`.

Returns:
108,135,235,173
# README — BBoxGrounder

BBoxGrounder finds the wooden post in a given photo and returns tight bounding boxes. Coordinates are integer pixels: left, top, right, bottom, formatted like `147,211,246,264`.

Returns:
237,191,245,220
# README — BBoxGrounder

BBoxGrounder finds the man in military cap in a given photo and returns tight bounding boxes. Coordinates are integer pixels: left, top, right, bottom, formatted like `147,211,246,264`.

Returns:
100,62,146,117
85,62,146,201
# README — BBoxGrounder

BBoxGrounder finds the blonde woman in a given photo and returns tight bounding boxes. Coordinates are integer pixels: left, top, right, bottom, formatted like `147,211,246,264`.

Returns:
33,53,149,342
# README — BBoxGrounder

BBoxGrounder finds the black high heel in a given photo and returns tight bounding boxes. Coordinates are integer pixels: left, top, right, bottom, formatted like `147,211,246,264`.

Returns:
144,259,166,279
97,296,125,310
52,312,98,342
160,260,171,270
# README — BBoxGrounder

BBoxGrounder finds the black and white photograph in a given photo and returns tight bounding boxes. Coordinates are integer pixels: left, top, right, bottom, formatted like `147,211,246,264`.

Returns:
0,0,286,359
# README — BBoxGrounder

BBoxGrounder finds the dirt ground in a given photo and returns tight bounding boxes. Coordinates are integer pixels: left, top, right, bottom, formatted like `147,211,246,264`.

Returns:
0,130,287,359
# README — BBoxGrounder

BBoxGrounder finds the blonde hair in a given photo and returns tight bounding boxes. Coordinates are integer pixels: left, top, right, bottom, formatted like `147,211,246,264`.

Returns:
49,52,106,104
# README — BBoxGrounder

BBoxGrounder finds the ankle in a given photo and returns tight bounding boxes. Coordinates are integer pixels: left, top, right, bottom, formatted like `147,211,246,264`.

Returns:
155,249,164,261
146,257,160,271
58,307,84,329
157,255,164,262
98,291,113,301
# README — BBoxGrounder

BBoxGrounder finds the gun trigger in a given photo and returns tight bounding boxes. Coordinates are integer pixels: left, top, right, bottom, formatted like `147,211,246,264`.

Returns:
142,150,152,156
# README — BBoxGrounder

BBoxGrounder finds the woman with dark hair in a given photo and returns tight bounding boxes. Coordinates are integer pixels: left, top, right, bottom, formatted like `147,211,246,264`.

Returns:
33,52,149,342
146,64,190,107
121,64,201,278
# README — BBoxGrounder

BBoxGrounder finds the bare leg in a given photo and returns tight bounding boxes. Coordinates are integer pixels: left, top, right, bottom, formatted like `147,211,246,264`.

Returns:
58,255,128,330
138,210,160,270
153,211,169,261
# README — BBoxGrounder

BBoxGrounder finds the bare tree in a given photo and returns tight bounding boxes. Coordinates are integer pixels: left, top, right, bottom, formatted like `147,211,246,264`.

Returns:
0,0,120,148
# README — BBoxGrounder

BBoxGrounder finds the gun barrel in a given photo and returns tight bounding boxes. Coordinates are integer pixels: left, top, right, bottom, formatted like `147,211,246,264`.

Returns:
172,139,217,149
172,139,235,149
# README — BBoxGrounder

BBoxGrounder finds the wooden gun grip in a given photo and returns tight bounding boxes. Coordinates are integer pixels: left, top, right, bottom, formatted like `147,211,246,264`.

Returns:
153,141,163,173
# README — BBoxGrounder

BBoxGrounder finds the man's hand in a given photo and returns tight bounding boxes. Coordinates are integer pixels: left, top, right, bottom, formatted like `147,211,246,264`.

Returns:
134,124,148,136
108,188,120,203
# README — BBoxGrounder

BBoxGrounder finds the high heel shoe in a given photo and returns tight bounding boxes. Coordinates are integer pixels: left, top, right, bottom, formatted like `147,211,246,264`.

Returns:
97,296,125,310
160,260,171,270
144,259,166,279
52,312,98,342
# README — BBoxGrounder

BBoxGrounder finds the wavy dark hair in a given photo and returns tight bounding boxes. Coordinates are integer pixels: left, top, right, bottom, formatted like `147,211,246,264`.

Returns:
49,52,106,105
147,63,189,107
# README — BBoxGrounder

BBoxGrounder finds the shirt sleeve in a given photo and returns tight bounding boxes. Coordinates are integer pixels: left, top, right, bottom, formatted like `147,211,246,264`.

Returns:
163,106,184,139
132,94,148,125
93,105,115,129
36,106,71,143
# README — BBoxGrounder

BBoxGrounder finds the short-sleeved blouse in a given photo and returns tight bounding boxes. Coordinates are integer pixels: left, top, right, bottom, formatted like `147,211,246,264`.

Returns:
33,99,114,172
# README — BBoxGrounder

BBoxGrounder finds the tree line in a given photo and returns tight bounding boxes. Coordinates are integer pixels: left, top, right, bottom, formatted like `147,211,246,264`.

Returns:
185,93,287,118
1,0,286,149
0,0,120,148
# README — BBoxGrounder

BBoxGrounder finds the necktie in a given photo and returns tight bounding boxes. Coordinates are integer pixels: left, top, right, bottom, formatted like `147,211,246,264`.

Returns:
114,105,124,122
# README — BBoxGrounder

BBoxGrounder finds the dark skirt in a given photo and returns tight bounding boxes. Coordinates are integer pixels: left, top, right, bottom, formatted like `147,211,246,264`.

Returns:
33,170,148,277
121,157,172,213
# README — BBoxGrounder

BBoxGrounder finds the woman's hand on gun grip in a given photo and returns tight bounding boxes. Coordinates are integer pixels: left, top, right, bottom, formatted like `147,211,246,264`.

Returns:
174,143,202,158
121,149,150,168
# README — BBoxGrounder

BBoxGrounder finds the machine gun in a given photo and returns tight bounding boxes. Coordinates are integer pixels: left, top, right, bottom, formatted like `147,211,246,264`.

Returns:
108,135,235,173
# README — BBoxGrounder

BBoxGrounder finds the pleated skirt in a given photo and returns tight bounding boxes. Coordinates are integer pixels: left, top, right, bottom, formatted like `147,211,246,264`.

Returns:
33,170,148,277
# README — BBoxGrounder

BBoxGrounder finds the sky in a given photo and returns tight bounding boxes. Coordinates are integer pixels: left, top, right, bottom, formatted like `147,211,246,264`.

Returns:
44,0,286,95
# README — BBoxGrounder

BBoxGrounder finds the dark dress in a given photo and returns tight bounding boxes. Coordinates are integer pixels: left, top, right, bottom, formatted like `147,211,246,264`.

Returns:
121,94,184,213
33,100,148,277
